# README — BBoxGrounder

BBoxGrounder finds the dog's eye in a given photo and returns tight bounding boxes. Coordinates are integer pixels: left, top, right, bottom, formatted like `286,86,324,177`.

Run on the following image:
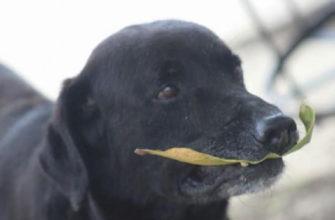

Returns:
157,85,179,100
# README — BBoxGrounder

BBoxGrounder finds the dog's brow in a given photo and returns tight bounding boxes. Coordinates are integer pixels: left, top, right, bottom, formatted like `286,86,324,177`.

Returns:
158,60,184,81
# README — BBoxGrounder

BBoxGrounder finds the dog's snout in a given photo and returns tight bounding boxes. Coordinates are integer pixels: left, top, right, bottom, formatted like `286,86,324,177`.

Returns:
256,116,298,155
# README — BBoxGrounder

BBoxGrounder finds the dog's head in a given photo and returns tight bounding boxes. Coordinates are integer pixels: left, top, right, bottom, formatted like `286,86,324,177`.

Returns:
39,20,298,210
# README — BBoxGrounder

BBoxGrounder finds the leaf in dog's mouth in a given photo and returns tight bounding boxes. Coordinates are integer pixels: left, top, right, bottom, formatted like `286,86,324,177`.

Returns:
135,104,315,167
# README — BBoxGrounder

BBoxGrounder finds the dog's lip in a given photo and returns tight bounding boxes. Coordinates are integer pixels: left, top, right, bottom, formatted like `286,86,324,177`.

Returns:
178,158,283,197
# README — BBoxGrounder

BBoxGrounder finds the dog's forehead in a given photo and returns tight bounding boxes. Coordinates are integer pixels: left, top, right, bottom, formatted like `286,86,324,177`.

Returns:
98,20,228,50
89,20,236,69
87,20,241,95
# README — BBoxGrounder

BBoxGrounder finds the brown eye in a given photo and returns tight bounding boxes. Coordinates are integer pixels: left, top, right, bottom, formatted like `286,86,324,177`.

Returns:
157,85,179,100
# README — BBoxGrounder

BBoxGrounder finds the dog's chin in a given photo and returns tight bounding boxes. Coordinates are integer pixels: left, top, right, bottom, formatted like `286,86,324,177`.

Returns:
177,158,283,203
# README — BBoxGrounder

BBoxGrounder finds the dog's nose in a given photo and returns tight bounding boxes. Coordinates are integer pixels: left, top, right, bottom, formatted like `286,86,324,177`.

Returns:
256,116,298,155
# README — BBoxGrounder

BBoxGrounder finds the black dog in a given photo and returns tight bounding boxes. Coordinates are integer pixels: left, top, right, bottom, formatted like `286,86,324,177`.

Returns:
0,20,298,220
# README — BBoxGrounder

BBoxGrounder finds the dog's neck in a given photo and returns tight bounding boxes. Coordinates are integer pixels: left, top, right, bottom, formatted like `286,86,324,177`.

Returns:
84,192,229,220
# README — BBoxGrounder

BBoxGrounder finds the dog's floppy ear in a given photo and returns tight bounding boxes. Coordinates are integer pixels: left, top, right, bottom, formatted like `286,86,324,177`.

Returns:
39,78,90,211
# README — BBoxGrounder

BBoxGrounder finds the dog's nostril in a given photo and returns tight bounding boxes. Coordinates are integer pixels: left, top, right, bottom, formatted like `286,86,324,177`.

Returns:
257,116,298,155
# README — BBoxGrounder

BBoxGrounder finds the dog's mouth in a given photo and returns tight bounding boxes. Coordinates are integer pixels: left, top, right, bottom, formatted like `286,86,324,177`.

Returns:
178,158,283,199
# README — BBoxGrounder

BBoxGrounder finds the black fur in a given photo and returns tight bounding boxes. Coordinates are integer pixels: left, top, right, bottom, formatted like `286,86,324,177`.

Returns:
0,20,297,220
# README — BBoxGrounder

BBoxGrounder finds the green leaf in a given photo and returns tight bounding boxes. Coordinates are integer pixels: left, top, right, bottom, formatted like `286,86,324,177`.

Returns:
285,103,315,155
135,103,315,166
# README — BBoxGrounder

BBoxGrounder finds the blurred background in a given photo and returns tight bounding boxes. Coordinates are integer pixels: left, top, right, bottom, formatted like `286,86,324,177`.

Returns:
1,0,335,219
